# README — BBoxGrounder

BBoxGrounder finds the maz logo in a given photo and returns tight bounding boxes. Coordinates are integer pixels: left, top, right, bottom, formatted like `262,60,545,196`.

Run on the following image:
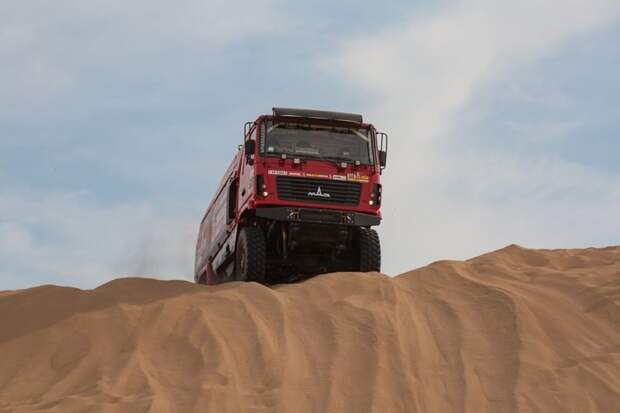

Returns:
307,186,331,198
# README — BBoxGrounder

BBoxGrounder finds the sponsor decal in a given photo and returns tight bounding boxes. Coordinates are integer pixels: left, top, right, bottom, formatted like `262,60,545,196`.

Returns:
347,173,370,182
306,173,330,179
307,186,331,198
267,169,371,182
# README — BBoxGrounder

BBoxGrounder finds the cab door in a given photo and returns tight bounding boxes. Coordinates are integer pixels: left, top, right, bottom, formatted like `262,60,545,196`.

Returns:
238,122,258,212
210,173,240,278
226,177,238,227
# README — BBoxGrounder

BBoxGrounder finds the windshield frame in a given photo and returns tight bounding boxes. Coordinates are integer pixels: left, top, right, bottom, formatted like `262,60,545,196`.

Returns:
259,120,376,166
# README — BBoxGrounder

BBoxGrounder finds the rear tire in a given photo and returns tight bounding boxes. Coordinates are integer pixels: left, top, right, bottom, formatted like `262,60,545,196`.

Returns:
235,226,266,283
359,228,381,272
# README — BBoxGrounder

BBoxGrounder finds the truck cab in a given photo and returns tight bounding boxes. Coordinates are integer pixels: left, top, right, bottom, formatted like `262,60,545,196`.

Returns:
195,107,388,285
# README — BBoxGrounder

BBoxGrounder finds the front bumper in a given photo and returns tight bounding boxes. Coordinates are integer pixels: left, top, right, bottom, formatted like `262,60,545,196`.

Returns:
256,206,380,227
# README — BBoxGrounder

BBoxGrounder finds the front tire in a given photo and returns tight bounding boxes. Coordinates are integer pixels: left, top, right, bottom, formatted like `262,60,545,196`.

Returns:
359,228,381,272
235,226,266,283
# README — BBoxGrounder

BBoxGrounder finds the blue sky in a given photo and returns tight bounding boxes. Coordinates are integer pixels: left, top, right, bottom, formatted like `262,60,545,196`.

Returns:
1,0,619,289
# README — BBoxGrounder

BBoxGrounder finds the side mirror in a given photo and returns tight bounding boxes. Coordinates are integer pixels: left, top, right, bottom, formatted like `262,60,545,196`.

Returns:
245,140,256,165
377,131,388,172
379,150,387,169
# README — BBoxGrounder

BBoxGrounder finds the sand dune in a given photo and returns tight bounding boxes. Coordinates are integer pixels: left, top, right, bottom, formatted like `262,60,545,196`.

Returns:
1,245,619,412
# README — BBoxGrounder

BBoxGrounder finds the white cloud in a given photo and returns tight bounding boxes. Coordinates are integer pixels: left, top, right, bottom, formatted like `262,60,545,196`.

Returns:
0,190,198,289
326,0,620,273
1,0,276,288
329,0,620,139
0,0,279,114
0,223,34,255
2,0,618,289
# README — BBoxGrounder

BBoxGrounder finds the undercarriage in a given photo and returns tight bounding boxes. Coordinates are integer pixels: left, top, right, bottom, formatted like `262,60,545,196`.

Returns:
263,221,359,283
245,206,381,283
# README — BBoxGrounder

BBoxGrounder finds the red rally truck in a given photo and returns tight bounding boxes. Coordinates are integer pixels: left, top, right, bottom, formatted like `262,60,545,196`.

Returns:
195,108,388,285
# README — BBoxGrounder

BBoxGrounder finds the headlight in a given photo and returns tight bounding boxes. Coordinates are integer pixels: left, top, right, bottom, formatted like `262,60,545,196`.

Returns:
372,184,382,206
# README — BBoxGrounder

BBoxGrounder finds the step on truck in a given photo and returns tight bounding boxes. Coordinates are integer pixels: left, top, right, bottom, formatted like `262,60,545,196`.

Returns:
195,107,388,285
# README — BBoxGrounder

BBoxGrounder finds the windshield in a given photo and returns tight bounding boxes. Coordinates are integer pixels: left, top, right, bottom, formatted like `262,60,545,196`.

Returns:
261,121,374,165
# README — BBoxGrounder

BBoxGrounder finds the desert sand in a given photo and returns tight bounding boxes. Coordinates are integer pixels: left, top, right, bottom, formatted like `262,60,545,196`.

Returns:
1,245,619,412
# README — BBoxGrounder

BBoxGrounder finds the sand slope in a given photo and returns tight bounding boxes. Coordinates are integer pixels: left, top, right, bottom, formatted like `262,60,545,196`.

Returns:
1,245,619,412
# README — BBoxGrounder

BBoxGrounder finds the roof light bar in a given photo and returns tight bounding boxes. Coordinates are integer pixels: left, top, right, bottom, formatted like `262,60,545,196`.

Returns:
272,107,363,124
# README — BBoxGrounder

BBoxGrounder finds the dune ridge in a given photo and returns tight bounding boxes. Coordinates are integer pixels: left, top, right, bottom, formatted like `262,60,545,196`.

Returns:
1,245,619,412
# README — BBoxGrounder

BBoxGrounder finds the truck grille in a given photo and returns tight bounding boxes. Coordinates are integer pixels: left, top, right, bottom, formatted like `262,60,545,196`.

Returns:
276,176,361,206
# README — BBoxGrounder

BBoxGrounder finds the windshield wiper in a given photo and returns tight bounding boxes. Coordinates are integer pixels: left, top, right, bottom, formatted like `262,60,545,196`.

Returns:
267,152,366,166
314,156,360,166
323,156,351,162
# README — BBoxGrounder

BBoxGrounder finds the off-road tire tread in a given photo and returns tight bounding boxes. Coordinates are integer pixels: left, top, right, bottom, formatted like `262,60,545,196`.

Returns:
237,226,267,283
359,228,381,272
